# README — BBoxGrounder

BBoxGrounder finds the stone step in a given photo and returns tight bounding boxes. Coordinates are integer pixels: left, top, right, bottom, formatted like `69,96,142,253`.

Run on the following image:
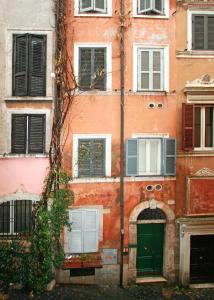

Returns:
136,276,167,285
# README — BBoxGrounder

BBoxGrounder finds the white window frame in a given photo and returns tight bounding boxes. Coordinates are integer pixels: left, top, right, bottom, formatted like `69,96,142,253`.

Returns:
5,29,53,100
74,0,112,17
133,0,169,18
68,208,100,253
194,106,214,151
133,44,169,92
187,10,214,51
6,108,51,155
74,43,112,92
73,134,111,178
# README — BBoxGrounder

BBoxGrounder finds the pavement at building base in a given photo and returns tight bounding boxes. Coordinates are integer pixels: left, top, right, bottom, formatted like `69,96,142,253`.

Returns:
1,285,214,300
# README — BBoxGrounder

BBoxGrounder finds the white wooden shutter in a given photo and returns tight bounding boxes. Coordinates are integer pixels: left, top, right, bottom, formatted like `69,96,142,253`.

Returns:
80,0,93,12
68,210,83,253
83,209,99,252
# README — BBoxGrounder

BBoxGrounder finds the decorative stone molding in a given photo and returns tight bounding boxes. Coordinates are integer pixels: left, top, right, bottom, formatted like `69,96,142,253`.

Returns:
184,75,214,94
0,192,40,203
194,168,214,177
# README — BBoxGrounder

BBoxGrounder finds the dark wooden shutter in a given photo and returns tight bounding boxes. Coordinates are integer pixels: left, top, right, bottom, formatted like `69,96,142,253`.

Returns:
13,34,28,96
11,114,27,153
79,48,92,90
78,140,92,177
192,15,205,50
92,139,105,176
28,115,45,153
163,138,176,176
28,35,46,96
182,103,194,151
208,16,214,50
126,139,138,176
93,48,106,90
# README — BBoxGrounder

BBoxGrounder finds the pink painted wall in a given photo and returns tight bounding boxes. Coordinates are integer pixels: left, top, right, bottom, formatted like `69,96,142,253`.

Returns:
0,157,49,196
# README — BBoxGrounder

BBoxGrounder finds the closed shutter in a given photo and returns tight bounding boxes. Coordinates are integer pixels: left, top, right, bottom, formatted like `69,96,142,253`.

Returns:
126,139,138,176
193,15,205,50
93,48,106,90
92,139,105,176
79,48,92,90
163,138,176,176
208,16,214,50
83,209,99,252
28,35,46,96
68,210,83,253
152,50,162,90
78,140,91,177
14,200,32,233
182,103,194,151
28,115,45,153
95,0,106,12
139,50,150,90
13,34,28,96
80,0,93,12
11,114,27,154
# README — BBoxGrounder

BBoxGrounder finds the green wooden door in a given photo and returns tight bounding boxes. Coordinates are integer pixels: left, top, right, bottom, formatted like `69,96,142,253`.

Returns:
137,223,164,276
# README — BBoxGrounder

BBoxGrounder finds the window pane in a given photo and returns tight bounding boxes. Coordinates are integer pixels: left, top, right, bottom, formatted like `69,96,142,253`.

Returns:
194,16,205,50
141,51,149,71
205,107,213,147
141,74,149,89
150,139,160,174
139,0,150,11
153,52,160,71
14,200,32,233
0,202,10,234
208,17,214,50
138,139,147,174
95,0,105,10
153,73,161,90
194,107,201,148
155,0,162,12
82,0,92,9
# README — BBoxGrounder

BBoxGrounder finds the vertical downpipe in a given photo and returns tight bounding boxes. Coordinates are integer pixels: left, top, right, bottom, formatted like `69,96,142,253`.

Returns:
119,0,125,288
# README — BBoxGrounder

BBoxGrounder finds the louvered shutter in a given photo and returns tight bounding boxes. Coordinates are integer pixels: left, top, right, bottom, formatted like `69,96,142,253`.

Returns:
28,115,45,153
14,200,32,233
13,34,28,96
79,48,92,90
208,16,214,50
0,202,10,234
126,139,138,176
78,140,91,177
80,0,93,12
28,35,46,96
182,103,194,151
193,15,205,50
152,50,162,90
163,138,176,176
68,210,83,253
138,0,150,13
11,114,27,153
93,48,106,90
139,50,150,90
92,139,105,176
83,209,99,252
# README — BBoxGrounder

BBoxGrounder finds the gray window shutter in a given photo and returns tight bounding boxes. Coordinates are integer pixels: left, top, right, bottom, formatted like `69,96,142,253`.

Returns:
83,209,99,252
138,0,150,13
0,202,10,234
95,0,106,12
126,139,138,176
11,114,27,154
208,16,214,50
80,0,93,12
13,34,28,96
93,48,106,90
68,210,83,253
28,115,46,153
163,138,176,176
193,15,205,50
79,48,92,90
28,35,46,96
14,200,32,233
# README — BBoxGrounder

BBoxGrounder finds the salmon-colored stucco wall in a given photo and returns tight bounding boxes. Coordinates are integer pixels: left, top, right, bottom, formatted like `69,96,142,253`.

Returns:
0,157,49,196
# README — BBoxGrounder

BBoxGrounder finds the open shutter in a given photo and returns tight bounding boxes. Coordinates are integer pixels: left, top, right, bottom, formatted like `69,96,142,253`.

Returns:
13,34,28,96
163,138,176,176
11,114,27,153
93,48,106,90
182,103,194,151
79,48,92,90
94,0,106,13
80,0,93,12
83,209,99,252
126,139,138,176
192,15,205,50
68,210,83,253
28,35,46,96
138,0,151,13
208,16,214,50
28,115,45,153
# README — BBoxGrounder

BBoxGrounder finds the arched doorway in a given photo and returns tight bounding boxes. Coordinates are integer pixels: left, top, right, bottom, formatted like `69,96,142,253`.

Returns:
137,208,166,276
128,200,176,283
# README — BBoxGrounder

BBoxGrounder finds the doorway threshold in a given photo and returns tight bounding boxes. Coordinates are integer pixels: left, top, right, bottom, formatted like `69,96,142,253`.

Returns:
190,283,214,289
136,276,167,285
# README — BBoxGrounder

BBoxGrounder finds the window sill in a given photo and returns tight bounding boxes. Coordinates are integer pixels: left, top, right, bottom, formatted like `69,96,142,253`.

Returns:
74,13,112,17
177,50,214,58
177,150,214,157
0,153,49,158
4,97,53,102
133,14,169,19
69,176,175,184
77,91,171,96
